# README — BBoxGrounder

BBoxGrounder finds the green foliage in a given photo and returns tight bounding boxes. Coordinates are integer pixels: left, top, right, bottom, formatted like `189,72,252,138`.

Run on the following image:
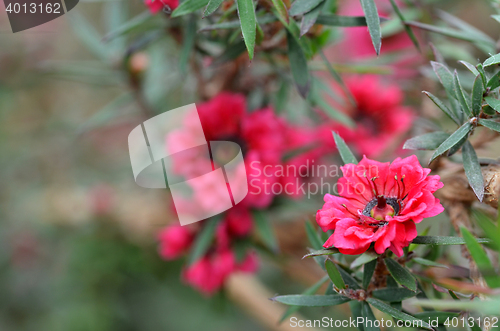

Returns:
332,131,358,165
384,258,417,291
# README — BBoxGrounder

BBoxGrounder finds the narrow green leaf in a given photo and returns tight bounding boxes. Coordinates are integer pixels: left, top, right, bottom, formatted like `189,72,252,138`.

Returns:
413,311,460,325
367,298,433,330
289,0,323,16
271,0,288,26
272,294,351,306
484,53,500,67
453,71,473,117
362,259,376,289
300,1,325,36
319,50,356,107
332,131,358,165
459,61,480,76
279,275,329,323
384,258,417,291
199,15,276,31
388,0,420,51
360,0,381,55
287,31,310,98
103,11,153,42
487,71,500,90
372,288,418,302
477,63,488,87
203,0,224,17
403,131,450,151
302,248,339,259
422,92,460,124
337,266,361,290
430,122,472,163
411,235,491,245
315,14,370,26
362,302,380,331
236,0,256,60
179,15,197,73
350,301,366,331
351,252,378,269
325,260,346,289
431,61,462,120
412,257,449,268
305,221,323,250
461,227,500,288
407,21,495,47
471,75,484,116
462,141,484,201
172,0,210,17
188,216,220,264
484,97,500,113
472,209,500,251
253,210,279,253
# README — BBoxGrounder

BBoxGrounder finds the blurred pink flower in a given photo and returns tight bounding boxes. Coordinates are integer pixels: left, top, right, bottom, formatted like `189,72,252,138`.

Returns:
182,249,258,295
144,0,178,14
316,155,444,257
320,75,414,158
158,225,194,260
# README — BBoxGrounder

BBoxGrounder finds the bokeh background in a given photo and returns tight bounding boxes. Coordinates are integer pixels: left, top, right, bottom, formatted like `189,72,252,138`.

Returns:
0,0,498,330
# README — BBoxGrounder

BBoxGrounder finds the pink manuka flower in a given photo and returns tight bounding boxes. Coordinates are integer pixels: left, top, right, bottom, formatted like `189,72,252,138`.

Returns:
316,155,444,257
319,75,414,158
158,225,194,260
144,0,178,14
183,249,258,295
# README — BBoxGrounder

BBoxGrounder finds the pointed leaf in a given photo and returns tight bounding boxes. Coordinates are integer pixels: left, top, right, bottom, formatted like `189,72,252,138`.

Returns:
461,227,500,288
253,210,279,253
411,235,491,245
305,221,323,250
332,131,358,165
367,298,432,330
300,1,324,36
484,97,500,113
236,0,256,60
172,0,210,17
351,252,378,269
337,265,361,290
471,76,484,116
287,31,310,98
453,71,472,117
422,92,460,124
315,14,371,26
302,248,339,259
487,71,500,90
362,302,380,331
325,260,346,289
350,301,366,331
472,209,500,251
459,61,480,76
363,259,376,289
279,275,329,323
384,258,417,291
360,0,381,55
430,121,472,163
388,0,420,51
403,131,450,150
271,294,351,306
371,287,418,302
412,257,449,268
462,141,484,201
188,216,220,264
289,0,323,16
203,0,224,17
483,53,500,67
271,0,288,25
